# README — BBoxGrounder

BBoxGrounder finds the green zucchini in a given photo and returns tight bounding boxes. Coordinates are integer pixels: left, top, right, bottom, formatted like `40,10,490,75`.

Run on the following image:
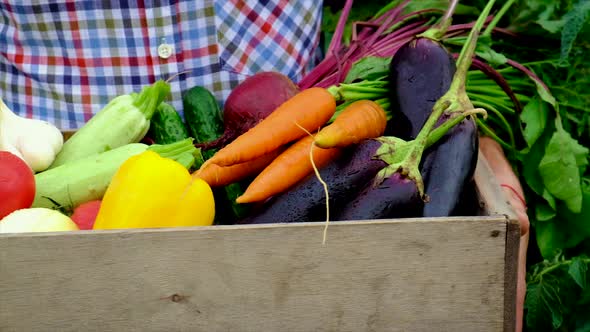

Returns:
181,85,249,223
50,80,170,168
33,139,198,210
182,86,224,160
148,102,189,144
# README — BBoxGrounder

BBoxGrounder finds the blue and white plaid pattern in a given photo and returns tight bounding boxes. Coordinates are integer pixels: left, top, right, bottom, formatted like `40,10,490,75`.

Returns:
0,0,322,130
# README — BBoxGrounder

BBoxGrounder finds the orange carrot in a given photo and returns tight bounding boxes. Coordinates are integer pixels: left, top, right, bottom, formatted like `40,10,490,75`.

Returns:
236,134,341,204
205,87,336,167
193,149,281,187
313,100,387,148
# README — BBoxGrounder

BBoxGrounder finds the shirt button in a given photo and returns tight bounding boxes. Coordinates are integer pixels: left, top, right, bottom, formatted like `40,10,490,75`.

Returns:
158,43,174,59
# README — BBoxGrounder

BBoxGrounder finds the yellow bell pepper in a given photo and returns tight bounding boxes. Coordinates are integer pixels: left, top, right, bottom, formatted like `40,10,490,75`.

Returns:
93,150,215,229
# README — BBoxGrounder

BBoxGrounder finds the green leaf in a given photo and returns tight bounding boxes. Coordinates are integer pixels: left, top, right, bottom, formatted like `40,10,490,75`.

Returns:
525,276,564,330
543,189,558,211
536,3,565,33
475,47,508,66
535,80,558,107
536,203,556,221
562,185,590,248
576,318,590,332
522,123,555,197
538,120,589,213
571,138,590,175
569,257,588,289
401,0,480,16
521,96,550,147
535,186,590,256
535,220,566,258
344,57,391,84
559,0,590,65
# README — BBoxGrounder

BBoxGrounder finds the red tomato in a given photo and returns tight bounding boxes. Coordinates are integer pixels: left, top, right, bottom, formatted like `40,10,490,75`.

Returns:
71,200,102,230
0,151,36,219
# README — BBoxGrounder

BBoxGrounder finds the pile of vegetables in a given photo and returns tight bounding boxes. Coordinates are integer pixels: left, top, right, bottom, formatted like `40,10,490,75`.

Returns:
319,0,589,330
0,0,587,330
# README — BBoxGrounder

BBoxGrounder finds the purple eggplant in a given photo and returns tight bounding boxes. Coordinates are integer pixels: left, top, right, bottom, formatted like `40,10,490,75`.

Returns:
388,38,456,140
421,116,478,217
335,170,422,221
241,140,387,224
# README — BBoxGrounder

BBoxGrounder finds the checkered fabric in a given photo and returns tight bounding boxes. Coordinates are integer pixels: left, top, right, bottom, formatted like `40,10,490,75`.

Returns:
0,0,322,130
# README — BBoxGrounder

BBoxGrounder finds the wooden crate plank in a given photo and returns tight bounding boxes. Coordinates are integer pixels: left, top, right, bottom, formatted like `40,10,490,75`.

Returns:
474,149,521,332
1,217,509,332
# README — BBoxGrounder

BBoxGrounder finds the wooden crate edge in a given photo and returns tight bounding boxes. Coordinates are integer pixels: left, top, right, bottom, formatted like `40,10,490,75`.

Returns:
474,149,521,332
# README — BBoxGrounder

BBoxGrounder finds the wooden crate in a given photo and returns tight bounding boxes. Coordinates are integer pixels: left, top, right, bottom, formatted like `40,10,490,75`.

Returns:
0,149,520,332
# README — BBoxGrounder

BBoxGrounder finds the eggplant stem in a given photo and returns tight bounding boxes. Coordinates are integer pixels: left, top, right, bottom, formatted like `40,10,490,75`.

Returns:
390,0,497,199
482,0,516,38
424,108,488,149
418,0,459,40
448,0,497,101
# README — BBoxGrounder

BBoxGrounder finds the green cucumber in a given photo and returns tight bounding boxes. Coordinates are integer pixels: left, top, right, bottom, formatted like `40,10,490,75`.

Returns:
148,102,189,144
222,181,252,221
182,86,224,160
181,85,249,223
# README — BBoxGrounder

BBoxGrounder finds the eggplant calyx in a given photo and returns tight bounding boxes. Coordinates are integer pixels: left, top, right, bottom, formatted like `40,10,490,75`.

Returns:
373,136,429,200
375,136,411,165
417,0,459,41
374,145,426,200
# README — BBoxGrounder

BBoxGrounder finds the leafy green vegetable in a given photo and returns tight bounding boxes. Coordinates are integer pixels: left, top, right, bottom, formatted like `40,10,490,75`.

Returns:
569,257,588,289
322,0,391,50
520,96,550,147
525,273,565,329
344,56,391,83
536,2,566,34
400,0,480,16
535,185,590,258
538,120,589,213
535,203,556,221
525,254,590,330
475,46,508,66
559,0,590,64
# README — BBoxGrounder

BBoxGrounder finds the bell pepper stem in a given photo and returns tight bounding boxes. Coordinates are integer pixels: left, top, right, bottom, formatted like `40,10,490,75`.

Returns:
147,138,200,170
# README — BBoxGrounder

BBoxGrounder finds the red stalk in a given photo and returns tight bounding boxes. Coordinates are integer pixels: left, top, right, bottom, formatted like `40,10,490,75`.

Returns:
327,0,355,56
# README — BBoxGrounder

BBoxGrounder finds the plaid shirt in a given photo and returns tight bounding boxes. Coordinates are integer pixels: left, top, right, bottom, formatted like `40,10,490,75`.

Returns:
0,0,322,130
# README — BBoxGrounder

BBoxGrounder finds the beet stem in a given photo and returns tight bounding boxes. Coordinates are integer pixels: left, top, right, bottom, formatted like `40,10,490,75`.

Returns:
327,0,355,56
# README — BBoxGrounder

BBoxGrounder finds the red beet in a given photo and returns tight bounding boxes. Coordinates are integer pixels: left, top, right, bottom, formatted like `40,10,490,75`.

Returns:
198,71,299,150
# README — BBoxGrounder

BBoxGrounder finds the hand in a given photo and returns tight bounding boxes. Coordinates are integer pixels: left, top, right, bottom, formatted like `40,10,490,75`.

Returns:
479,136,529,332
